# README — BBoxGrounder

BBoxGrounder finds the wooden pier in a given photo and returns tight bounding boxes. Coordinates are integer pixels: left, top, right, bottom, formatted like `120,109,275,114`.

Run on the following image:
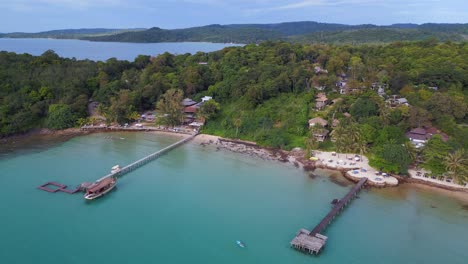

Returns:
291,177,368,255
38,133,197,194
97,133,198,182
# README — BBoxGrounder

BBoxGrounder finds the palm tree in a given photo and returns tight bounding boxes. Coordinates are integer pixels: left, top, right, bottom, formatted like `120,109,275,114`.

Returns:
444,150,468,184
357,139,369,161
331,123,346,157
404,141,418,163
233,117,242,138
379,106,391,125
304,136,318,159
347,122,361,143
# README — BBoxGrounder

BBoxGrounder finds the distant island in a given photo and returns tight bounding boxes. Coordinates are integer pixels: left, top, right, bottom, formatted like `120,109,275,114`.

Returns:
0,28,145,40
1,21,467,44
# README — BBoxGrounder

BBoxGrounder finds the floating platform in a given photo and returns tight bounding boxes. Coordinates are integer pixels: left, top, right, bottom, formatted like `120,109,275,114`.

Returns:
37,182,86,194
36,133,198,199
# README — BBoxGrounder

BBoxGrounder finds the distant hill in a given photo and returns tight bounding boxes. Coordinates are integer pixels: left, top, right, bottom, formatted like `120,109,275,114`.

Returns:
82,25,283,43
82,22,468,44
389,23,419,29
290,27,467,44
225,21,379,36
1,28,145,39
2,22,467,44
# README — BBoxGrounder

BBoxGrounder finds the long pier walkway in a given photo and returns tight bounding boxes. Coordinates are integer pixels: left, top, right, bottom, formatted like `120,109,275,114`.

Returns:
291,177,368,255
98,133,198,182
37,133,198,194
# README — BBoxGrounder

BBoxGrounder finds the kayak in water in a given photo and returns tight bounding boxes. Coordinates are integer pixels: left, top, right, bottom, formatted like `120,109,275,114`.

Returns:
236,240,245,248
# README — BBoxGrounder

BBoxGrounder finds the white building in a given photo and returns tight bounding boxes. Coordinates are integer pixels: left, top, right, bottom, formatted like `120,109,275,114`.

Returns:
201,96,213,102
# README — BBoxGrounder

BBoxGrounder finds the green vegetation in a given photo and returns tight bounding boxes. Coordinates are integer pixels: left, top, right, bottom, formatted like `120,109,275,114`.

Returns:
80,22,468,44
83,25,282,44
1,28,144,39
0,40,467,182
198,99,221,121
291,28,467,44
4,22,465,44
45,104,75,129
156,89,184,127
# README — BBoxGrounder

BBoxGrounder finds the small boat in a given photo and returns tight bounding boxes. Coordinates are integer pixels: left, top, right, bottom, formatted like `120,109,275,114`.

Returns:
84,177,117,200
111,165,120,174
236,240,245,248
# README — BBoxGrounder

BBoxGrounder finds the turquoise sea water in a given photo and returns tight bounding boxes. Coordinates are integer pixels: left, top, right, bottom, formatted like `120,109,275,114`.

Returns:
0,132,467,263
0,38,242,61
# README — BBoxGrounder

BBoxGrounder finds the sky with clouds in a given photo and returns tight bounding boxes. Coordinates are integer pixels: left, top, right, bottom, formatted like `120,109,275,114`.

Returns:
0,0,467,32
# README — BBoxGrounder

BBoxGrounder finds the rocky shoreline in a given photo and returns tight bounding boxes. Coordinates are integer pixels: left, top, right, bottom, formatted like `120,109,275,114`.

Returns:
195,135,467,194
199,136,293,164
393,175,468,193
196,135,356,179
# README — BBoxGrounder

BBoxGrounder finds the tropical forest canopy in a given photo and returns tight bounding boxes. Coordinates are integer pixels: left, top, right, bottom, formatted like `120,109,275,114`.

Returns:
0,40,467,180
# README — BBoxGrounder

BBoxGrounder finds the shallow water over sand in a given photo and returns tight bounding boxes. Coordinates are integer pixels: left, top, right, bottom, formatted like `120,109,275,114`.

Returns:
0,132,467,263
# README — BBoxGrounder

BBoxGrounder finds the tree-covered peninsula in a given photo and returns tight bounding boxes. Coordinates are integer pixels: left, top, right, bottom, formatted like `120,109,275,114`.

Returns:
2,22,467,44
0,40,467,181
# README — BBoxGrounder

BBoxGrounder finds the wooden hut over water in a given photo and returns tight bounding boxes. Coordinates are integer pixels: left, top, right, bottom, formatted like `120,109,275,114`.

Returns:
290,229,328,254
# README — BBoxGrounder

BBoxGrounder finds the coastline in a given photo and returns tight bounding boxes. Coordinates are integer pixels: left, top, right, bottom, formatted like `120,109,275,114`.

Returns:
3,128,467,199
193,134,468,198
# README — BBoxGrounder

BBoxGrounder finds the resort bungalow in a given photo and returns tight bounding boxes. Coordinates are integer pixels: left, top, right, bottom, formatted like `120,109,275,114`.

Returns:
332,119,340,127
314,66,328,74
141,111,155,122
314,86,326,91
308,117,328,128
315,93,329,110
183,105,197,124
336,81,348,94
312,128,330,142
182,98,197,107
201,96,212,102
406,127,449,148
396,98,409,105
377,87,386,97
406,128,428,148
387,96,410,107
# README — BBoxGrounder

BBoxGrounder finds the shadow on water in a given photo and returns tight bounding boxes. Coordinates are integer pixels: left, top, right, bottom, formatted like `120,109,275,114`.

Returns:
0,133,77,160
311,168,353,187
328,174,353,187
307,172,317,179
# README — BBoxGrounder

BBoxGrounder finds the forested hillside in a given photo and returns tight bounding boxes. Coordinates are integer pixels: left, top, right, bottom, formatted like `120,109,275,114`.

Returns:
291,28,466,44
1,28,144,39
1,41,467,179
3,22,467,44
81,22,468,44
83,25,282,43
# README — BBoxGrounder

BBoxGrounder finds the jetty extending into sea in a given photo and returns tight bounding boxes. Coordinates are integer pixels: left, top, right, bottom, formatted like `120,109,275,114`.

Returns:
38,132,198,194
97,133,197,182
291,177,368,255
